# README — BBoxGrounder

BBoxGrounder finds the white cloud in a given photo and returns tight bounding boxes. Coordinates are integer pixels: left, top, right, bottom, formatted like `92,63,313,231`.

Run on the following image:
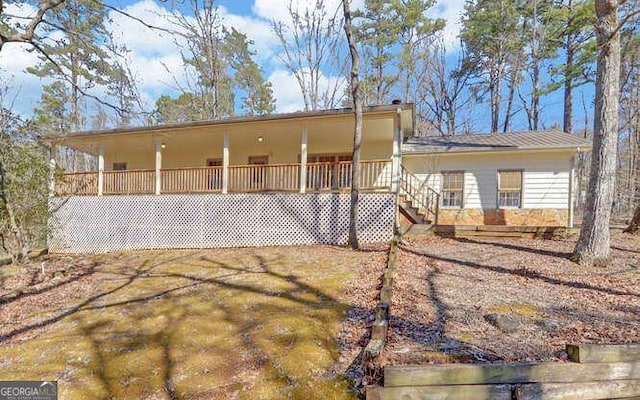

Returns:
253,0,364,21
106,1,281,108
2,2,37,22
428,0,465,50
218,6,278,61
0,3,50,114
268,69,304,112
106,0,194,109
108,0,184,58
268,67,346,112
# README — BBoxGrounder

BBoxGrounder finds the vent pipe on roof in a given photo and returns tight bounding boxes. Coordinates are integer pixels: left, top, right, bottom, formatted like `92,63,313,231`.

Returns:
391,99,402,105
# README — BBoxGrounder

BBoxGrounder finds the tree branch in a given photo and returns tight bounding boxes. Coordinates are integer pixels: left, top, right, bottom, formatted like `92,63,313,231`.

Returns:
0,0,66,50
609,8,640,40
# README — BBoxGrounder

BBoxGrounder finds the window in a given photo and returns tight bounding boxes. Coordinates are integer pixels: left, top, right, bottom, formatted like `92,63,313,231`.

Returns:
206,159,222,167
498,170,523,208
441,171,464,208
113,162,127,171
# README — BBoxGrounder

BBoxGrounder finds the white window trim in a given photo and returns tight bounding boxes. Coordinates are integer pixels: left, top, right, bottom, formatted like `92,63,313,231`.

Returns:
440,170,465,209
497,169,524,209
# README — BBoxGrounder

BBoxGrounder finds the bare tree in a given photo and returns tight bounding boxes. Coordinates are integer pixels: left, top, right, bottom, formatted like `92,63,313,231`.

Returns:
168,0,232,119
418,40,472,136
272,0,346,111
617,7,639,223
573,0,621,266
342,0,361,250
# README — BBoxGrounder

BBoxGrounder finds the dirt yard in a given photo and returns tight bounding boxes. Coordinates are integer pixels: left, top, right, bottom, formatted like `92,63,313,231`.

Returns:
383,232,640,366
0,245,387,399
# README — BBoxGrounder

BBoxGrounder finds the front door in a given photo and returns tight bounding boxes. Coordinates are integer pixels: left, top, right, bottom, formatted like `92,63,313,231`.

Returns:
248,156,268,190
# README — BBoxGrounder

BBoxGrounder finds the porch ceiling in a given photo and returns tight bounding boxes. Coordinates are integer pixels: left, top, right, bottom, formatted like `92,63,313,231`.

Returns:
51,107,412,157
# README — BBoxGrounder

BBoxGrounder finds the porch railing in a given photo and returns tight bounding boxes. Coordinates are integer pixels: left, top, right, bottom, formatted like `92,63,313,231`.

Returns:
162,167,223,193
400,165,440,224
104,169,155,195
56,172,98,196
54,159,393,196
228,163,300,192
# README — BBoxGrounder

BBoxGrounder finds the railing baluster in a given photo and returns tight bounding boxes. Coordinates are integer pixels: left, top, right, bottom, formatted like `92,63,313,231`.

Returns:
58,160,392,196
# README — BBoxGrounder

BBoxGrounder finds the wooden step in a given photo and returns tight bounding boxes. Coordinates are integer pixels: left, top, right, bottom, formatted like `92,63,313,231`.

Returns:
399,204,425,224
454,231,536,238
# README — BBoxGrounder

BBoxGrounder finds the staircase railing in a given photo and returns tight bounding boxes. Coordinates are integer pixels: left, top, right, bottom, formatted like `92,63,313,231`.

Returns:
400,165,440,224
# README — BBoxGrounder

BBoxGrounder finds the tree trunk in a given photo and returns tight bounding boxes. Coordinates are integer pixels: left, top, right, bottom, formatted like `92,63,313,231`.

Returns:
624,205,640,234
503,61,520,133
490,71,500,133
573,0,620,266
532,61,540,131
343,0,361,250
564,0,575,134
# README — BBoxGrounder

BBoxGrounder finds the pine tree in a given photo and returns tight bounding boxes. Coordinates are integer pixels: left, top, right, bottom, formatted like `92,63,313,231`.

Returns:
224,28,276,116
26,0,115,131
459,0,523,133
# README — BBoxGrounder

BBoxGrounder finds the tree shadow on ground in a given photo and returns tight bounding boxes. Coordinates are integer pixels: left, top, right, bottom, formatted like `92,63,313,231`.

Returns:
611,245,640,254
0,249,397,399
383,257,504,367
399,244,638,298
451,237,573,259
0,258,101,306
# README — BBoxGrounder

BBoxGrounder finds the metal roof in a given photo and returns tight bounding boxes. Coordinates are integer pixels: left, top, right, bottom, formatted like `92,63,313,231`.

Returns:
44,103,415,141
402,130,592,154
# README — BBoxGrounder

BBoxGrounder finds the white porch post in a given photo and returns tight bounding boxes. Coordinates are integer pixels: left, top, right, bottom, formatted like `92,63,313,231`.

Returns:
391,108,402,193
97,143,104,196
155,138,162,195
568,151,576,228
300,127,308,193
222,132,229,194
48,145,57,197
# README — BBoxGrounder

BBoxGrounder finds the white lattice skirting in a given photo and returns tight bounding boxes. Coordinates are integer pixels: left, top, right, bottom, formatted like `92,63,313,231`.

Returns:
49,193,395,253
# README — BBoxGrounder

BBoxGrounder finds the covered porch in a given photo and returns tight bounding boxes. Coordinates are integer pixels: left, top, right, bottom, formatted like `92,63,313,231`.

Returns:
50,106,413,196
56,159,393,196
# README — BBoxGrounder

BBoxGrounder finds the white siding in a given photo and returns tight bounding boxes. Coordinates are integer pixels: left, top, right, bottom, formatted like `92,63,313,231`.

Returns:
403,150,573,209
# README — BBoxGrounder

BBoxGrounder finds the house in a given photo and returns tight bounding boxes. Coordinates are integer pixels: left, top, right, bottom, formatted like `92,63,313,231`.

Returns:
47,105,410,253
401,130,592,227
46,104,591,253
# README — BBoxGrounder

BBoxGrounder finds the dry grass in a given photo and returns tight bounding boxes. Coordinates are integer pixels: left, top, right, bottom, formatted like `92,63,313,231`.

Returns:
0,245,386,399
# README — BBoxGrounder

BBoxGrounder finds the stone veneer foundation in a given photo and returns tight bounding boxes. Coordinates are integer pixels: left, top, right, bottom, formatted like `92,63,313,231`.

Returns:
437,208,569,227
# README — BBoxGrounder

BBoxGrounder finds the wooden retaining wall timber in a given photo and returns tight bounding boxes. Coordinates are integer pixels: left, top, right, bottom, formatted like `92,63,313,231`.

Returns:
367,344,640,400
567,344,640,364
360,232,398,382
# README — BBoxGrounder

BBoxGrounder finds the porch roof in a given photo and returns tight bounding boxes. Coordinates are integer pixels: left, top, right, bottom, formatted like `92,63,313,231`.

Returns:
45,104,414,156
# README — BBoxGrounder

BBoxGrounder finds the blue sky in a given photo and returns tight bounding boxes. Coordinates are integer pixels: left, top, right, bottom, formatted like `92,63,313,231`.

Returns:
0,0,594,133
